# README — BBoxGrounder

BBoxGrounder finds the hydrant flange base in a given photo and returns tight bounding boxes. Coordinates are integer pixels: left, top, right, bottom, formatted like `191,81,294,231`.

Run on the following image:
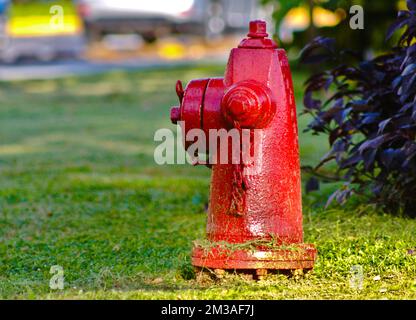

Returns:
192,243,317,270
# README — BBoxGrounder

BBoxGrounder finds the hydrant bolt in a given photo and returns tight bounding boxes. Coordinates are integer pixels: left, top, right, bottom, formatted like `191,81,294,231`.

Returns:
247,20,268,38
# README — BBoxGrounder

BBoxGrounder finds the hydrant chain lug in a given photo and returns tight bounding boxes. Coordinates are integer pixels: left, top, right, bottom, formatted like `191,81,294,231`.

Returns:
170,20,317,274
176,80,184,103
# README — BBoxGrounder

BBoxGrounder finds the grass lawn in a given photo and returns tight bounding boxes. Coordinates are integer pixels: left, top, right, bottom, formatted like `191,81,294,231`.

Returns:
0,64,415,300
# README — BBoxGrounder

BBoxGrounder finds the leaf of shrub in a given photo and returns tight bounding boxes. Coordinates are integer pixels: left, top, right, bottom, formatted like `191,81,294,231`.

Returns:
305,177,320,193
300,2,416,215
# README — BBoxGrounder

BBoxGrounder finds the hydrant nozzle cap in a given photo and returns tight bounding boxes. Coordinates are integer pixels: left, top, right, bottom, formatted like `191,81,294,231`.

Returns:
221,80,276,129
247,20,268,38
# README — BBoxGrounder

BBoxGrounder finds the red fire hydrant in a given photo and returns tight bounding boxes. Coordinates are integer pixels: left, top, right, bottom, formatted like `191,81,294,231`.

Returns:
170,20,316,276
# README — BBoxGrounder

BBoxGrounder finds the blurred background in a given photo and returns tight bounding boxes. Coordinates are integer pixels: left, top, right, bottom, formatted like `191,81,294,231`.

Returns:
0,0,405,79
0,0,406,80
0,0,269,79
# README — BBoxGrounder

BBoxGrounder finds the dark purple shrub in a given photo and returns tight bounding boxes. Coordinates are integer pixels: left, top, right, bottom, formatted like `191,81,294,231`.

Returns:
300,0,416,216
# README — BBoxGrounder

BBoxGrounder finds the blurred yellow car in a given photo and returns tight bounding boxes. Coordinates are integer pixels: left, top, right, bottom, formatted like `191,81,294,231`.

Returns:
0,0,86,63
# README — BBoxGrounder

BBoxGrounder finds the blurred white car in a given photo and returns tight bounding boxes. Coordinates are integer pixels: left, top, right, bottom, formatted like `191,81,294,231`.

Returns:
76,0,259,42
